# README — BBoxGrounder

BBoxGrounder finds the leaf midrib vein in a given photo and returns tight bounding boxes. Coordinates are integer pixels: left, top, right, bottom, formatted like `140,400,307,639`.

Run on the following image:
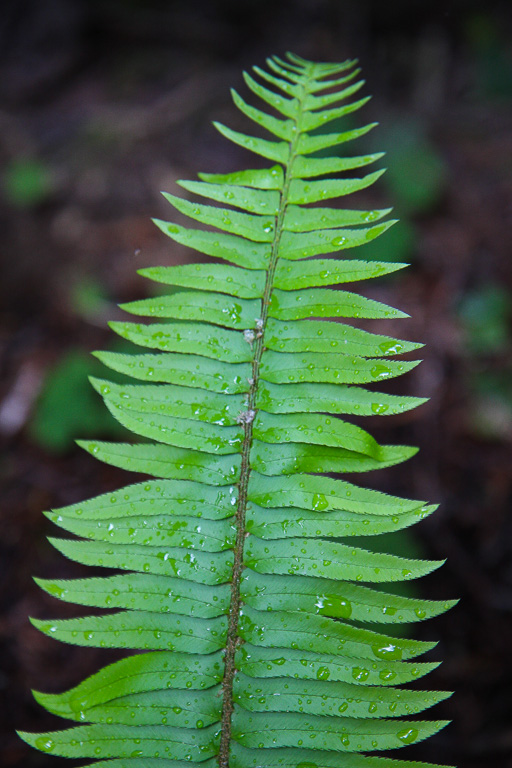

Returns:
217,65,312,768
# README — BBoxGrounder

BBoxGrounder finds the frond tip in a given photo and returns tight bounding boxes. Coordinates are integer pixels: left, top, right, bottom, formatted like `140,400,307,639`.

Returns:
21,51,455,768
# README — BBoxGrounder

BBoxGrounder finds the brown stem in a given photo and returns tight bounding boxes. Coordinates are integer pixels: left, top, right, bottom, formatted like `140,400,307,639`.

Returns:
216,67,310,768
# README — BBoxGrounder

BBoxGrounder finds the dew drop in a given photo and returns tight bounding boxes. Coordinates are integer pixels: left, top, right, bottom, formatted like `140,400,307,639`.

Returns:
379,341,404,355
35,738,55,753
352,667,369,681
379,668,397,681
372,643,402,661
397,727,419,745
312,493,328,511
46,583,64,598
370,364,392,380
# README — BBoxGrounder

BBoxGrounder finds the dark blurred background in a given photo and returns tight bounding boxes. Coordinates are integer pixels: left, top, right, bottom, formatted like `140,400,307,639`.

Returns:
1,1,512,766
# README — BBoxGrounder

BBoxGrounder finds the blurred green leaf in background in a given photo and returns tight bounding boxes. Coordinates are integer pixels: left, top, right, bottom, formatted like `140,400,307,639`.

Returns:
3,157,54,208
379,120,447,217
466,12,512,101
457,283,512,441
360,118,446,265
358,216,417,264
458,283,511,356
29,350,130,454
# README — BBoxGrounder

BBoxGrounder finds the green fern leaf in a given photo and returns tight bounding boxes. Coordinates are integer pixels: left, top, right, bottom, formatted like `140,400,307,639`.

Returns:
19,52,454,768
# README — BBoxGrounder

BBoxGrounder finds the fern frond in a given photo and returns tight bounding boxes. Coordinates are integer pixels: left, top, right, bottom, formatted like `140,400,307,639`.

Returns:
20,52,454,768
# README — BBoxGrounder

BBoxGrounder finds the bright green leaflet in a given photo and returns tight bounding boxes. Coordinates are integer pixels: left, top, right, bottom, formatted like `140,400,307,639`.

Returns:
20,52,454,768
